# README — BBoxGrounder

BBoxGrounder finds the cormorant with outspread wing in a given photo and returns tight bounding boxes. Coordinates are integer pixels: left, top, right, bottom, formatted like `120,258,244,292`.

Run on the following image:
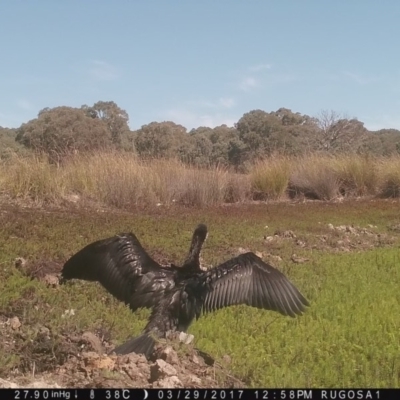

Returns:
61,224,208,312
61,224,309,358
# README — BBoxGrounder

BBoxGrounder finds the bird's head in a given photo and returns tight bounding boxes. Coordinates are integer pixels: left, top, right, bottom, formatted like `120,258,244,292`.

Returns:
193,224,208,244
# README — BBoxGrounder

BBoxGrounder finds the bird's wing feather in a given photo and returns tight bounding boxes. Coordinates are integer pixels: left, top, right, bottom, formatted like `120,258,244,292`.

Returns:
61,233,175,310
202,252,309,317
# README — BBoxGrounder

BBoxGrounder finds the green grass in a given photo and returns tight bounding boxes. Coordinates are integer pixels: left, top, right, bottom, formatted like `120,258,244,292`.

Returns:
0,200,399,387
193,249,400,387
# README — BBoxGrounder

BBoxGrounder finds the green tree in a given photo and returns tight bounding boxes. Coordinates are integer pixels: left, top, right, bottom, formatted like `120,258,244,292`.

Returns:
16,106,112,162
81,101,131,148
0,126,28,159
235,110,284,159
188,125,246,168
184,131,213,166
134,121,188,158
271,108,320,154
207,125,244,166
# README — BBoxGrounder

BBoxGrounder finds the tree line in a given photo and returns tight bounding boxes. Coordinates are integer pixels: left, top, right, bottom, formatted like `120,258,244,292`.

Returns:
1,100,400,168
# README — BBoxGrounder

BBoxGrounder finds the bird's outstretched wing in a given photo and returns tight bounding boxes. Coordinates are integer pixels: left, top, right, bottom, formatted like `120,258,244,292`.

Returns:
201,252,309,317
61,233,175,311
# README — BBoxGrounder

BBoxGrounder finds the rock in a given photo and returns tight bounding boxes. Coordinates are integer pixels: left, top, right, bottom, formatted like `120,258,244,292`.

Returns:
274,230,296,238
61,309,75,318
237,247,250,255
14,257,27,269
346,226,357,234
159,346,180,365
82,352,115,370
189,374,202,385
43,274,59,287
191,354,202,365
388,223,400,232
327,223,335,230
291,254,309,264
122,363,146,381
165,330,194,345
150,359,178,382
9,316,21,330
38,325,50,339
64,194,80,203
0,379,61,389
30,381,61,389
255,251,263,259
265,253,282,263
81,331,103,354
179,332,194,344
0,378,18,388
118,353,150,381
153,375,183,388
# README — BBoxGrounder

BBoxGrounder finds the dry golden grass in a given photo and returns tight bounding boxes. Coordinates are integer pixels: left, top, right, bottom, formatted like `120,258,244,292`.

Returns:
0,152,249,208
333,154,379,196
249,156,291,200
377,156,400,198
2,151,400,208
289,153,340,200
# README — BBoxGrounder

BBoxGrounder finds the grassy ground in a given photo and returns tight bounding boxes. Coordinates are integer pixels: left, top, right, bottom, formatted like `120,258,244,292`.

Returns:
1,199,399,387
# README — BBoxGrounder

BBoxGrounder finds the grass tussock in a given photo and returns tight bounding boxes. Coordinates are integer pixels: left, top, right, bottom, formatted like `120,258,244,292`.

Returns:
377,156,400,198
289,154,340,200
1,153,67,202
2,151,400,208
333,154,379,197
250,156,291,200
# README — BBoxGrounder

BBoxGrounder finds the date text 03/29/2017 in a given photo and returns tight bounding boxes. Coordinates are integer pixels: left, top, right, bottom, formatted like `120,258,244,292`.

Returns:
9,388,386,400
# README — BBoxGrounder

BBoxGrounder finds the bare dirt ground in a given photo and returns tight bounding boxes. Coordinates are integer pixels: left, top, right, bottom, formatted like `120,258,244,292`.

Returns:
0,310,241,389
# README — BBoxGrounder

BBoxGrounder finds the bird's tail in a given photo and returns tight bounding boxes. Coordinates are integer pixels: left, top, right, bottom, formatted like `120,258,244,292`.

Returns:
110,333,156,359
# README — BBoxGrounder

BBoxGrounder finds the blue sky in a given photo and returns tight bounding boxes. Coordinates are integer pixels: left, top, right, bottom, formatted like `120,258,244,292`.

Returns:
1,2,399,132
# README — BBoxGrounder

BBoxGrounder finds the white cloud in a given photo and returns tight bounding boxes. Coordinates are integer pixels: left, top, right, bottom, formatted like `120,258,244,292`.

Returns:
323,71,376,86
239,77,258,91
187,97,236,110
89,60,119,81
16,99,33,111
163,108,236,130
249,63,271,72
218,97,235,109
265,72,297,85
342,71,370,85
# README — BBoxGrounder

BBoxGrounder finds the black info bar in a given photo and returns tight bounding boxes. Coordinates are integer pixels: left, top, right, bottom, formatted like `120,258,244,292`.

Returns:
3,388,395,400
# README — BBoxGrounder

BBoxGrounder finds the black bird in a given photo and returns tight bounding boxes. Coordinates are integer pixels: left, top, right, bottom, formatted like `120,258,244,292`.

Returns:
61,224,309,358
61,224,208,312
